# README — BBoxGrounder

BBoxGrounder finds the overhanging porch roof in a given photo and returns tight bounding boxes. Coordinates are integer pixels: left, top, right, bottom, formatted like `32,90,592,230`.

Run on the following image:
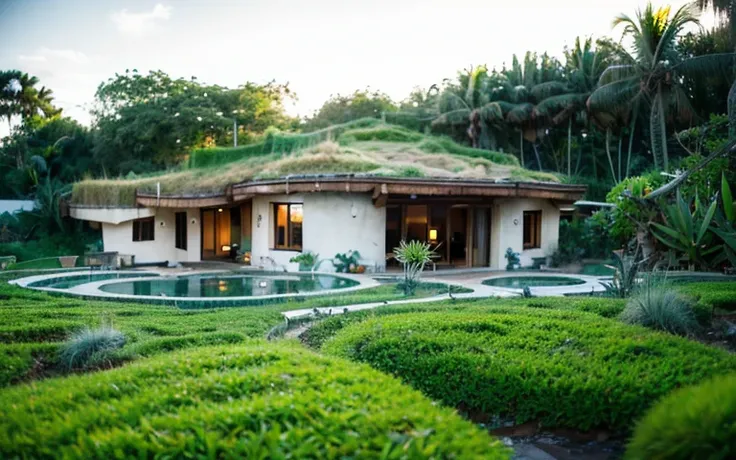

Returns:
134,176,587,209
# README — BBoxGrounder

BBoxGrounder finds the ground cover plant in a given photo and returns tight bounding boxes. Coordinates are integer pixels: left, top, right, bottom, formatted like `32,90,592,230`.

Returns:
0,342,508,458
0,278,462,386
676,281,736,312
322,306,736,433
626,372,736,459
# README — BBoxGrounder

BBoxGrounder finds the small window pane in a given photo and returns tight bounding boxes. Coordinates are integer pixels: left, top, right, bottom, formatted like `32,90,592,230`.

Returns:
133,217,154,242
289,204,303,249
175,212,187,250
523,211,541,249
275,204,288,248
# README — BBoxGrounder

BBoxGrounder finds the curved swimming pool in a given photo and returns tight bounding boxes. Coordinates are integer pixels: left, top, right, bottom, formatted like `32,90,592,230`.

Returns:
482,276,586,288
99,273,360,298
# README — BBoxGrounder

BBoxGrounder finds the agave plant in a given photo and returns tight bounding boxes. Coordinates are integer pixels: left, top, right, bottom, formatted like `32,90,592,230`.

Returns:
602,249,642,298
649,189,720,270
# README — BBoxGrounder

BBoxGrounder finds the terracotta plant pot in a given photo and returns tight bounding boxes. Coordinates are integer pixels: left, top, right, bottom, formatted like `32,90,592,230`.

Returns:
58,256,78,268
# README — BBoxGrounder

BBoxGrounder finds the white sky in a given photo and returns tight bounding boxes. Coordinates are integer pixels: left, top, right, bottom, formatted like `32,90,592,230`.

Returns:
0,0,719,135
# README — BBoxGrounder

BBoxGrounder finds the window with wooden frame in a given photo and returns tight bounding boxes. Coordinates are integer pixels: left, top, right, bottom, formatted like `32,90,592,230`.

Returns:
175,212,187,250
273,203,303,250
523,210,542,249
132,217,155,242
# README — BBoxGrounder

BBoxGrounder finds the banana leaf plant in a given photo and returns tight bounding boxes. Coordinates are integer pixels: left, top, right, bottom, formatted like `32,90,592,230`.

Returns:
649,189,720,271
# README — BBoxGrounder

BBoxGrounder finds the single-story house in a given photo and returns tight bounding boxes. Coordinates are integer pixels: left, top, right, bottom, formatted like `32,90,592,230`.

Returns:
69,175,586,271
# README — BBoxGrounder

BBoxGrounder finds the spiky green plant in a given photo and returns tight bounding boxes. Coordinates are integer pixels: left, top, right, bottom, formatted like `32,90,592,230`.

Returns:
394,240,437,295
59,324,126,370
602,250,642,298
620,276,699,335
650,189,720,270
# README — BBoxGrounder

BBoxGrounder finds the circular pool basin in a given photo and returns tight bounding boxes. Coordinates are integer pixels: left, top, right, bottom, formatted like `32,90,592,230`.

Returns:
482,276,586,288
99,273,359,298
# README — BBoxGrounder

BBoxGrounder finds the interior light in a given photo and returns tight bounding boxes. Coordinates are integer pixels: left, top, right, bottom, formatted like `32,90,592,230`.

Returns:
221,245,231,252
290,205,303,223
429,229,438,241
218,208,223,212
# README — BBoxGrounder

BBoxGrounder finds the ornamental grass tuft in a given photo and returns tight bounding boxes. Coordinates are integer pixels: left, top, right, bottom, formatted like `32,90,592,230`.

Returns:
620,278,699,336
58,324,126,369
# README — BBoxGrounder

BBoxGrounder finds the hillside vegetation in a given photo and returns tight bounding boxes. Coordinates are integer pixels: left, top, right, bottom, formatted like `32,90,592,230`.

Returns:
71,119,558,207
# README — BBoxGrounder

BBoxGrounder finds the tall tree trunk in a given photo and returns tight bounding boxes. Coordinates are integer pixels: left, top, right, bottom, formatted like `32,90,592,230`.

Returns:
605,128,616,183
532,143,543,171
626,104,638,179
651,86,669,170
617,136,623,182
567,117,572,176
729,80,736,140
519,130,524,167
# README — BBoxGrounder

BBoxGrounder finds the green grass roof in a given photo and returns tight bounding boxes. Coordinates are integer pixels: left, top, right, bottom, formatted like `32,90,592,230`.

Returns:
72,121,560,207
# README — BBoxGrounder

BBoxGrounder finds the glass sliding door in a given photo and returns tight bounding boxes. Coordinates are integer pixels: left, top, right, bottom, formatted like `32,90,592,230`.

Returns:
472,207,491,267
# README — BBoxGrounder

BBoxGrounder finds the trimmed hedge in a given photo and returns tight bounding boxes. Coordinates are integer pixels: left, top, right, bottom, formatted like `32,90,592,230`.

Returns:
0,280,469,385
0,343,508,458
339,126,424,143
626,373,736,459
677,281,736,312
323,307,736,432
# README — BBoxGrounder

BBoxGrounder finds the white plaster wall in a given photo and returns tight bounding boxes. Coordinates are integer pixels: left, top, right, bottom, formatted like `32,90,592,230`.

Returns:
251,194,304,270
250,193,386,272
70,206,155,224
489,198,560,269
101,208,201,264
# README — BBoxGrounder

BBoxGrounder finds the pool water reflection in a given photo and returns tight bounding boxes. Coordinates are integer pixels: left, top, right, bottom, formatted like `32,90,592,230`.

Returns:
99,273,359,298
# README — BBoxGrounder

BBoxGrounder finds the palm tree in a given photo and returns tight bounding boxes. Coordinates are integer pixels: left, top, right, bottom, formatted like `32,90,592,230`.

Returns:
534,37,615,176
588,3,736,171
695,1,736,135
432,65,508,151
0,71,60,168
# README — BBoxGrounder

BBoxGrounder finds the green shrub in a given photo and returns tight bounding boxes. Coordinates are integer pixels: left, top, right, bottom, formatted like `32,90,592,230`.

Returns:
59,325,127,369
621,280,699,335
677,281,736,312
324,307,736,432
0,343,508,458
418,136,520,166
551,211,618,266
626,373,736,460
339,126,423,143
521,297,627,318
606,175,661,243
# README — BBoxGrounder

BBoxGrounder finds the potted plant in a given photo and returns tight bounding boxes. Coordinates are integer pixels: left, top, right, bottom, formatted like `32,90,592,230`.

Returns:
289,251,319,271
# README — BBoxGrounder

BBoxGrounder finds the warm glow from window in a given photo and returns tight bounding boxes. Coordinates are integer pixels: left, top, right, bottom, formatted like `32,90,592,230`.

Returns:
290,204,303,223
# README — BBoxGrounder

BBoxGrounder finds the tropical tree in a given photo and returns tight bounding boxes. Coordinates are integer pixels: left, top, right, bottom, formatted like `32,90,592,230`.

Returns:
0,70,60,168
588,3,736,171
534,37,616,176
695,0,736,135
91,70,295,173
432,53,565,168
304,89,397,131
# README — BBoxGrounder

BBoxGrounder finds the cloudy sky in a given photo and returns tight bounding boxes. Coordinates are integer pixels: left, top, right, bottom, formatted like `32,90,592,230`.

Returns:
0,0,718,132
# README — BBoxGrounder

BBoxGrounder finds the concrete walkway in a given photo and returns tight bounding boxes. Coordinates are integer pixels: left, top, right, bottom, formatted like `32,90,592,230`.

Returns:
282,273,607,321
